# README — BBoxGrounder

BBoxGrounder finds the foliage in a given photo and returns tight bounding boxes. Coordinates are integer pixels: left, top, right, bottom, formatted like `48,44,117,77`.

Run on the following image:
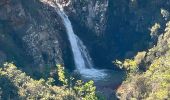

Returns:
116,54,170,99
56,65,98,100
0,63,75,100
57,64,68,86
0,63,99,100
46,77,55,86
74,80,97,100
114,51,146,73
114,59,138,73
144,55,170,99
116,21,170,100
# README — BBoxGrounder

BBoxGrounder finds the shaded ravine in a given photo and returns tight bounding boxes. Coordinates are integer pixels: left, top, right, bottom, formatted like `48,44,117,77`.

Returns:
40,1,125,99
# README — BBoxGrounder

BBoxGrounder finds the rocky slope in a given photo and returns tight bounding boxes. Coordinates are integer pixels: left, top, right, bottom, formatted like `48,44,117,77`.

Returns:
0,0,170,74
0,0,67,76
0,0,110,75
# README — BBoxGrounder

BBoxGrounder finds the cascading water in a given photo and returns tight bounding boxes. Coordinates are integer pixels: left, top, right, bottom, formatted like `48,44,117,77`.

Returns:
41,0,106,80
57,8,93,70
57,7,107,79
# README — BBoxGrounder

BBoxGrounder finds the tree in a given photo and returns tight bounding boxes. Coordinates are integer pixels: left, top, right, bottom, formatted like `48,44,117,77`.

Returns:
74,80,97,100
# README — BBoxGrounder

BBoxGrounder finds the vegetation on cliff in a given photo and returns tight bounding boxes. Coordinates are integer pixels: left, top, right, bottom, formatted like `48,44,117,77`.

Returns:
116,21,170,100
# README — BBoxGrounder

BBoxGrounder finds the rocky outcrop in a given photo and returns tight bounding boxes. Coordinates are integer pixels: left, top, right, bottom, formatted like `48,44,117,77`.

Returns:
0,0,66,75
64,0,108,36
1,0,170,72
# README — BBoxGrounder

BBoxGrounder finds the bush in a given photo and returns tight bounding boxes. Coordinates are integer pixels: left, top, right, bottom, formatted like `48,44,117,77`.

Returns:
114,59,138,73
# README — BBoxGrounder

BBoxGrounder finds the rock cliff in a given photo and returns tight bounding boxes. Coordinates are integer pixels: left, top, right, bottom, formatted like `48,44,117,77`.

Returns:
0,0,170,73
0,0,66,76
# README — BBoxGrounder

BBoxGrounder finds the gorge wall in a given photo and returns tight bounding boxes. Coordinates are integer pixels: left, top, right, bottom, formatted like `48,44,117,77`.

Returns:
0,0,170,75
64,0,170,68
0,0,67,77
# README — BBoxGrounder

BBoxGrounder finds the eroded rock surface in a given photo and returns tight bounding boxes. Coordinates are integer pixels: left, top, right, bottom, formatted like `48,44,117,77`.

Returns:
0,0,65,75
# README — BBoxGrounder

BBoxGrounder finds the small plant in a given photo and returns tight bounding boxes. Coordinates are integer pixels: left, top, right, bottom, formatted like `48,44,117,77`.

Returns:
57,64,68,86
46,77,55,86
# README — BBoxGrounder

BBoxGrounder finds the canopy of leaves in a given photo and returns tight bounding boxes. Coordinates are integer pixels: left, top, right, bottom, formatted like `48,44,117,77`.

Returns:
0,63,99,100
0,63,75,100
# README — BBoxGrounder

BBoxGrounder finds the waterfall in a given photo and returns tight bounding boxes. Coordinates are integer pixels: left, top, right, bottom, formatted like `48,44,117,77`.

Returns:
56,7,93,71
41,0,107,79
57,8,107,79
